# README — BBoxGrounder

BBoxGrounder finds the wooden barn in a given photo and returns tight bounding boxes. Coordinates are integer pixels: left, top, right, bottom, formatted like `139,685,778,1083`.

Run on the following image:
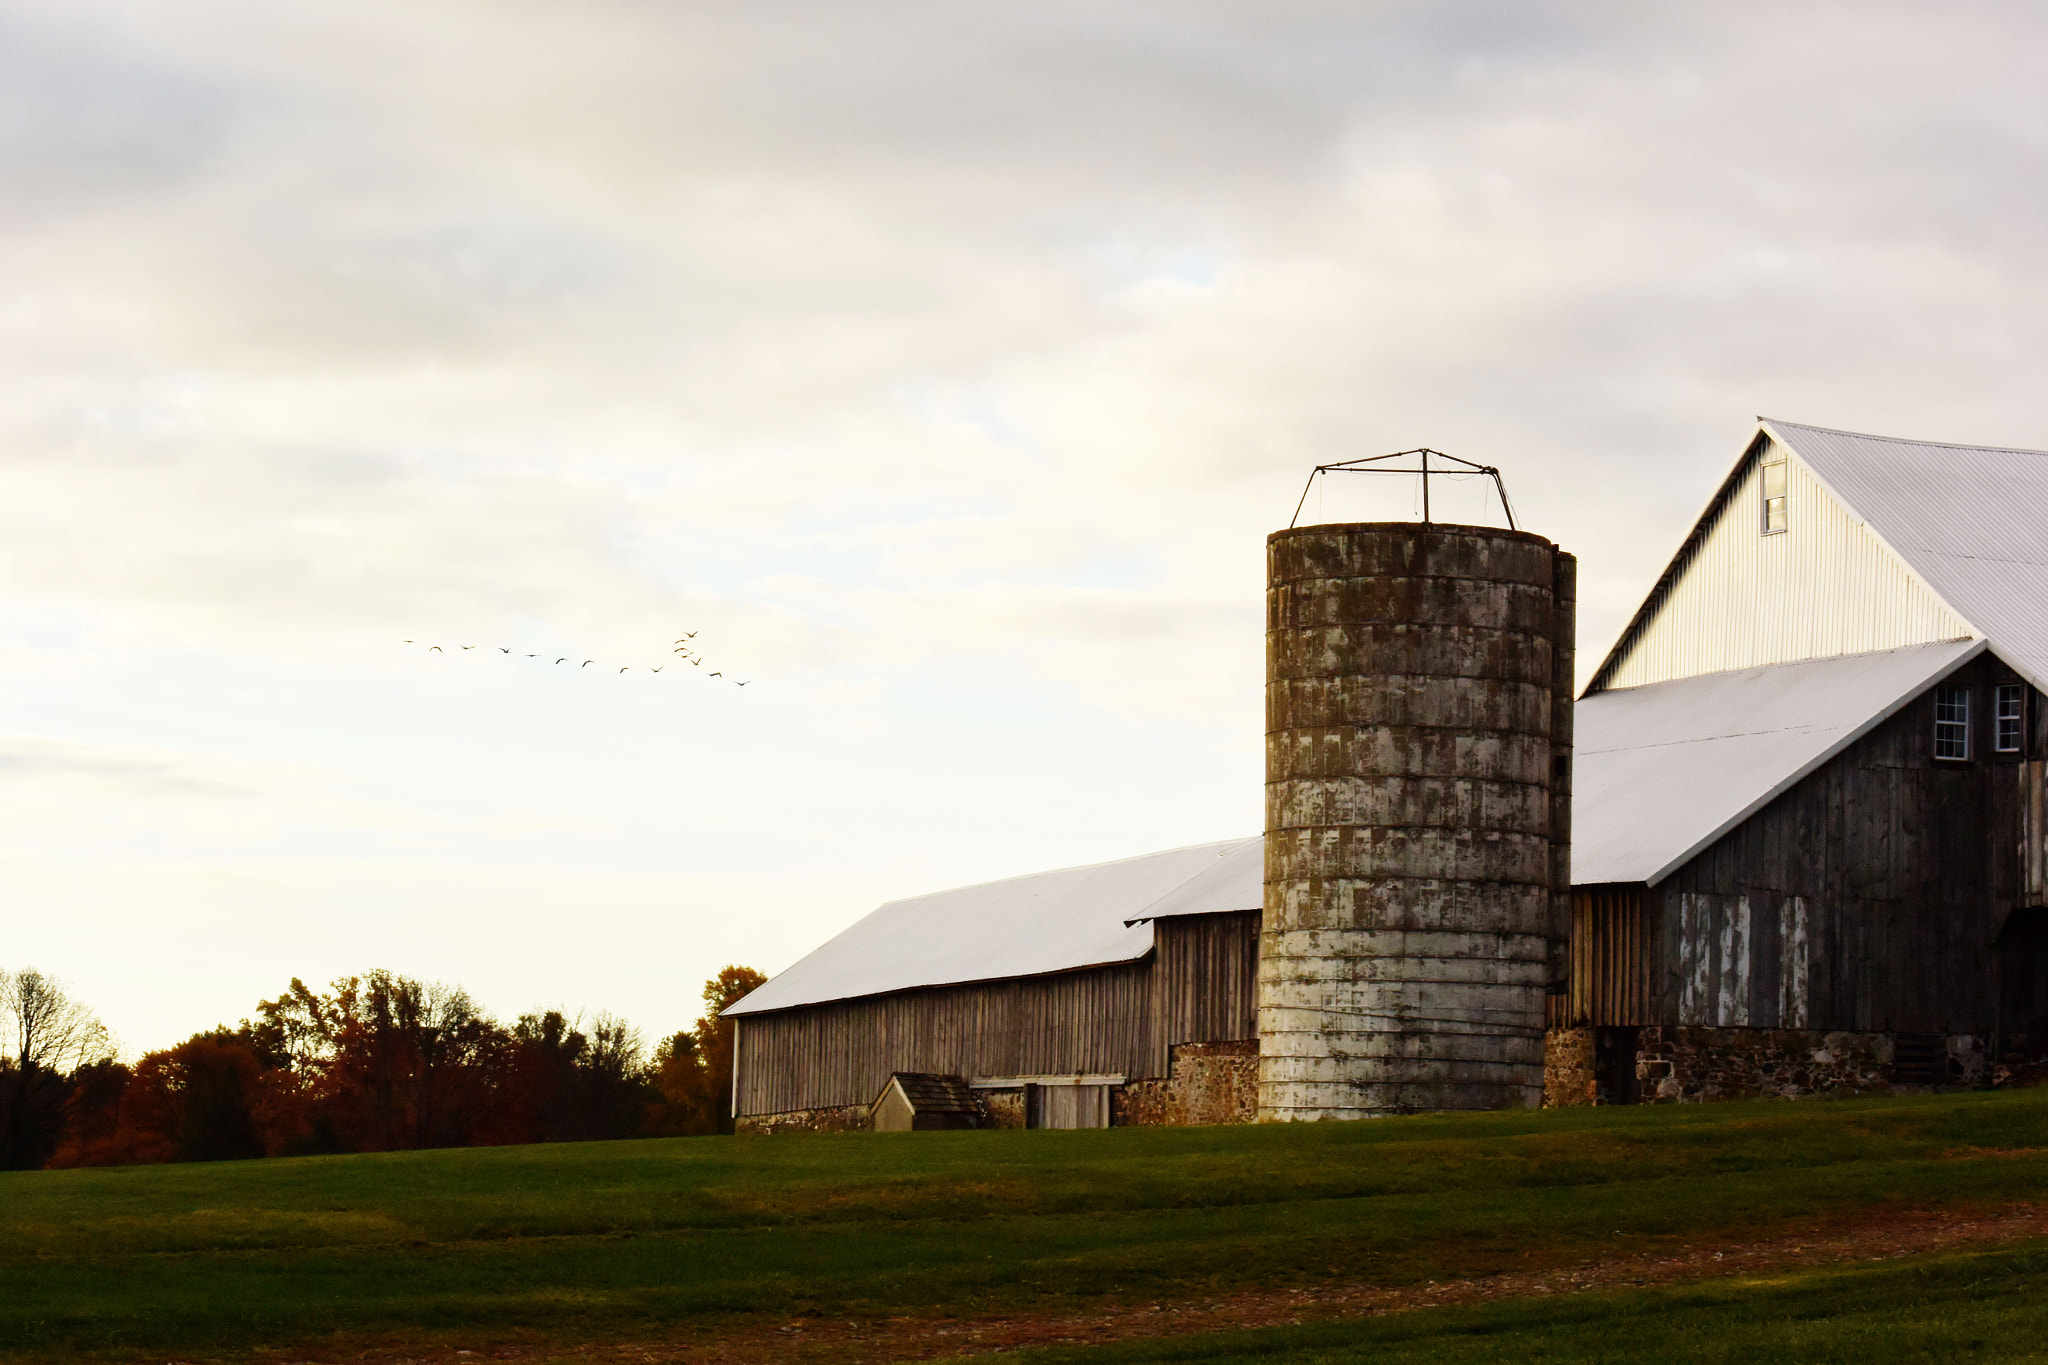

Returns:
727,418,2048,1126
1553,418,2048,1103
723,839,1265,1130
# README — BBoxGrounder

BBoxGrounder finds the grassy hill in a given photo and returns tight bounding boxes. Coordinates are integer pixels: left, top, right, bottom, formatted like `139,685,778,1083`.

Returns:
6,1089,2048,1362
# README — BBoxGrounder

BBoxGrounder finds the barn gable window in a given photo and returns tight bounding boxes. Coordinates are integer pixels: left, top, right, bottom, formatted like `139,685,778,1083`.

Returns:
1996,683,2025,753
1760,457,1788,534
1935,685,1971,760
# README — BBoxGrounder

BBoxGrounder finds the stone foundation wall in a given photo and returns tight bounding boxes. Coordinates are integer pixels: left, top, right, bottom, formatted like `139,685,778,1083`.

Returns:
980,1089,1025,1129
735,1104,870,1134
1115,1040,1258,1126
1543,1028,1596,1108
1639,1026,1989,1100
1541,1026,1990,1106
1994,1031,2048,1088
1641,1027,1885,1101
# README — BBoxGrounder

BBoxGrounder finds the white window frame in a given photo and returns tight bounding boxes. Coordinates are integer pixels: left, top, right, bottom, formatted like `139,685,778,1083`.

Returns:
1760,458,1788,535
1935,685,1971,760
1996,683,2025,754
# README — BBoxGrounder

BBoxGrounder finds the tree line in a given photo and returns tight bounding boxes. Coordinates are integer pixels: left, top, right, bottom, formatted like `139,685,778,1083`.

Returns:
0,964,765,1170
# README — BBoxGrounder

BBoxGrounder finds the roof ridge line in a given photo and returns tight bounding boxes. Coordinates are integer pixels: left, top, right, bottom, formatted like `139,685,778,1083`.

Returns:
1589,638,1980,696
880,835,1258,908
1762,416,2048,458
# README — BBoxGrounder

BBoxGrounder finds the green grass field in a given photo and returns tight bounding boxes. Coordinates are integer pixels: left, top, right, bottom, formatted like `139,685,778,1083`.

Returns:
5,1090,2048,1362
1014,1244,2048,1364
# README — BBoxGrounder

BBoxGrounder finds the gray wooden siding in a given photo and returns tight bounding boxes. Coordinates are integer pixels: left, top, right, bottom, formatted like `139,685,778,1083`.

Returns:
737,911,1262,1117
1574,657,2040,1034
1155,911,1259,1048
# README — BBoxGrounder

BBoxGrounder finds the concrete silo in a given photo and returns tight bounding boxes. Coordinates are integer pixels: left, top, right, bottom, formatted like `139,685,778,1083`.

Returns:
1260,521,1575,1118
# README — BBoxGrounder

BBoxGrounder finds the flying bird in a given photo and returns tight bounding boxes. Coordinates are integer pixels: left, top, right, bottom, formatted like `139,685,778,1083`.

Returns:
429,646,443,652
556,658,568,664
526,654,537,658
619,666,629,673
582,660,595,667
708,671,721,677
499,648,509,653
651,667,663,673
462,645,476,650
736,681,749,686
675,633,697,641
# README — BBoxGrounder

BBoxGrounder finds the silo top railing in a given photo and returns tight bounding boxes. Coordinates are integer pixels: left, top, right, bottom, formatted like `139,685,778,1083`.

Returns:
1289,449,1518,531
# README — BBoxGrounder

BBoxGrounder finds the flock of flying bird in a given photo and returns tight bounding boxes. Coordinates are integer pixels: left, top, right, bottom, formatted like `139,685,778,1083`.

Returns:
402,633,750,686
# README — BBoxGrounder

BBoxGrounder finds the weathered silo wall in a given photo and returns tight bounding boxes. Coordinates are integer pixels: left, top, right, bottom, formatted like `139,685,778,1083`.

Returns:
1547,553,1576,1001
1261,522,1574,1119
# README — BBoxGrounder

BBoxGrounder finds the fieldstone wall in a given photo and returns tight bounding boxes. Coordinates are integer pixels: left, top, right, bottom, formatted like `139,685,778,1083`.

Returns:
1994,1031,2048,1088
735,1104,870,1134
1543,1026,1994,1105
1635,1027,1985,1102
981,1089,1025,1129
1115,1040,1258,1126
1543,1028,1596,1107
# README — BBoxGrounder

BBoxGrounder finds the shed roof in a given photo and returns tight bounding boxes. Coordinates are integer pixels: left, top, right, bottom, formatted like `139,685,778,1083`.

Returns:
1765,418,2048,693
879,1072,981,1114
1572,638,1983,886
724,838,1256,1016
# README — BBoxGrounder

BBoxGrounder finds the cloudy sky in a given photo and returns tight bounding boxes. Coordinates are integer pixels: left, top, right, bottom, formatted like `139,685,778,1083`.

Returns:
8,0,2048,1054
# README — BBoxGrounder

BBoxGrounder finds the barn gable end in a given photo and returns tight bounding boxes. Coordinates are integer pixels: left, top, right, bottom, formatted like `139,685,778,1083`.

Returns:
1592,425,1973,693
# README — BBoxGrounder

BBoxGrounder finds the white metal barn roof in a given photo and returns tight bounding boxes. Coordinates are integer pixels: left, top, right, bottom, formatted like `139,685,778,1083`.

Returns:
1766,418,2048,694
1572,638,1983,886
724,838,1260,1016
1124,835,1262,925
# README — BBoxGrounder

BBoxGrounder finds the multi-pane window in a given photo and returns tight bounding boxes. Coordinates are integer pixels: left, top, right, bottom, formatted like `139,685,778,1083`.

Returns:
1935,685,1971,760
1760,458,1788,534
1996,683,2025,753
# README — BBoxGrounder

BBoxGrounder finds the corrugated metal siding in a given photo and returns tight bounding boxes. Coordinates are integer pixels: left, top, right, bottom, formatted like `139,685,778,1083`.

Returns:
1599,437,1972,691
736,960,1160,1116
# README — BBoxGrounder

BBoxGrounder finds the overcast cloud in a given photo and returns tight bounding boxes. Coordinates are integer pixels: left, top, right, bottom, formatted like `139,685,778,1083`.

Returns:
7,0,2048,1051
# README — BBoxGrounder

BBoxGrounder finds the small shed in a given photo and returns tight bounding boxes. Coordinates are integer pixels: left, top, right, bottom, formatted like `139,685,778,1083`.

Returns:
870,1073,984,1131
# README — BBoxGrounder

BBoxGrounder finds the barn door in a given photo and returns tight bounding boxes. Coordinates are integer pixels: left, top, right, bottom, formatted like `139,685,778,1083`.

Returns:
1026,1083,1110,1129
